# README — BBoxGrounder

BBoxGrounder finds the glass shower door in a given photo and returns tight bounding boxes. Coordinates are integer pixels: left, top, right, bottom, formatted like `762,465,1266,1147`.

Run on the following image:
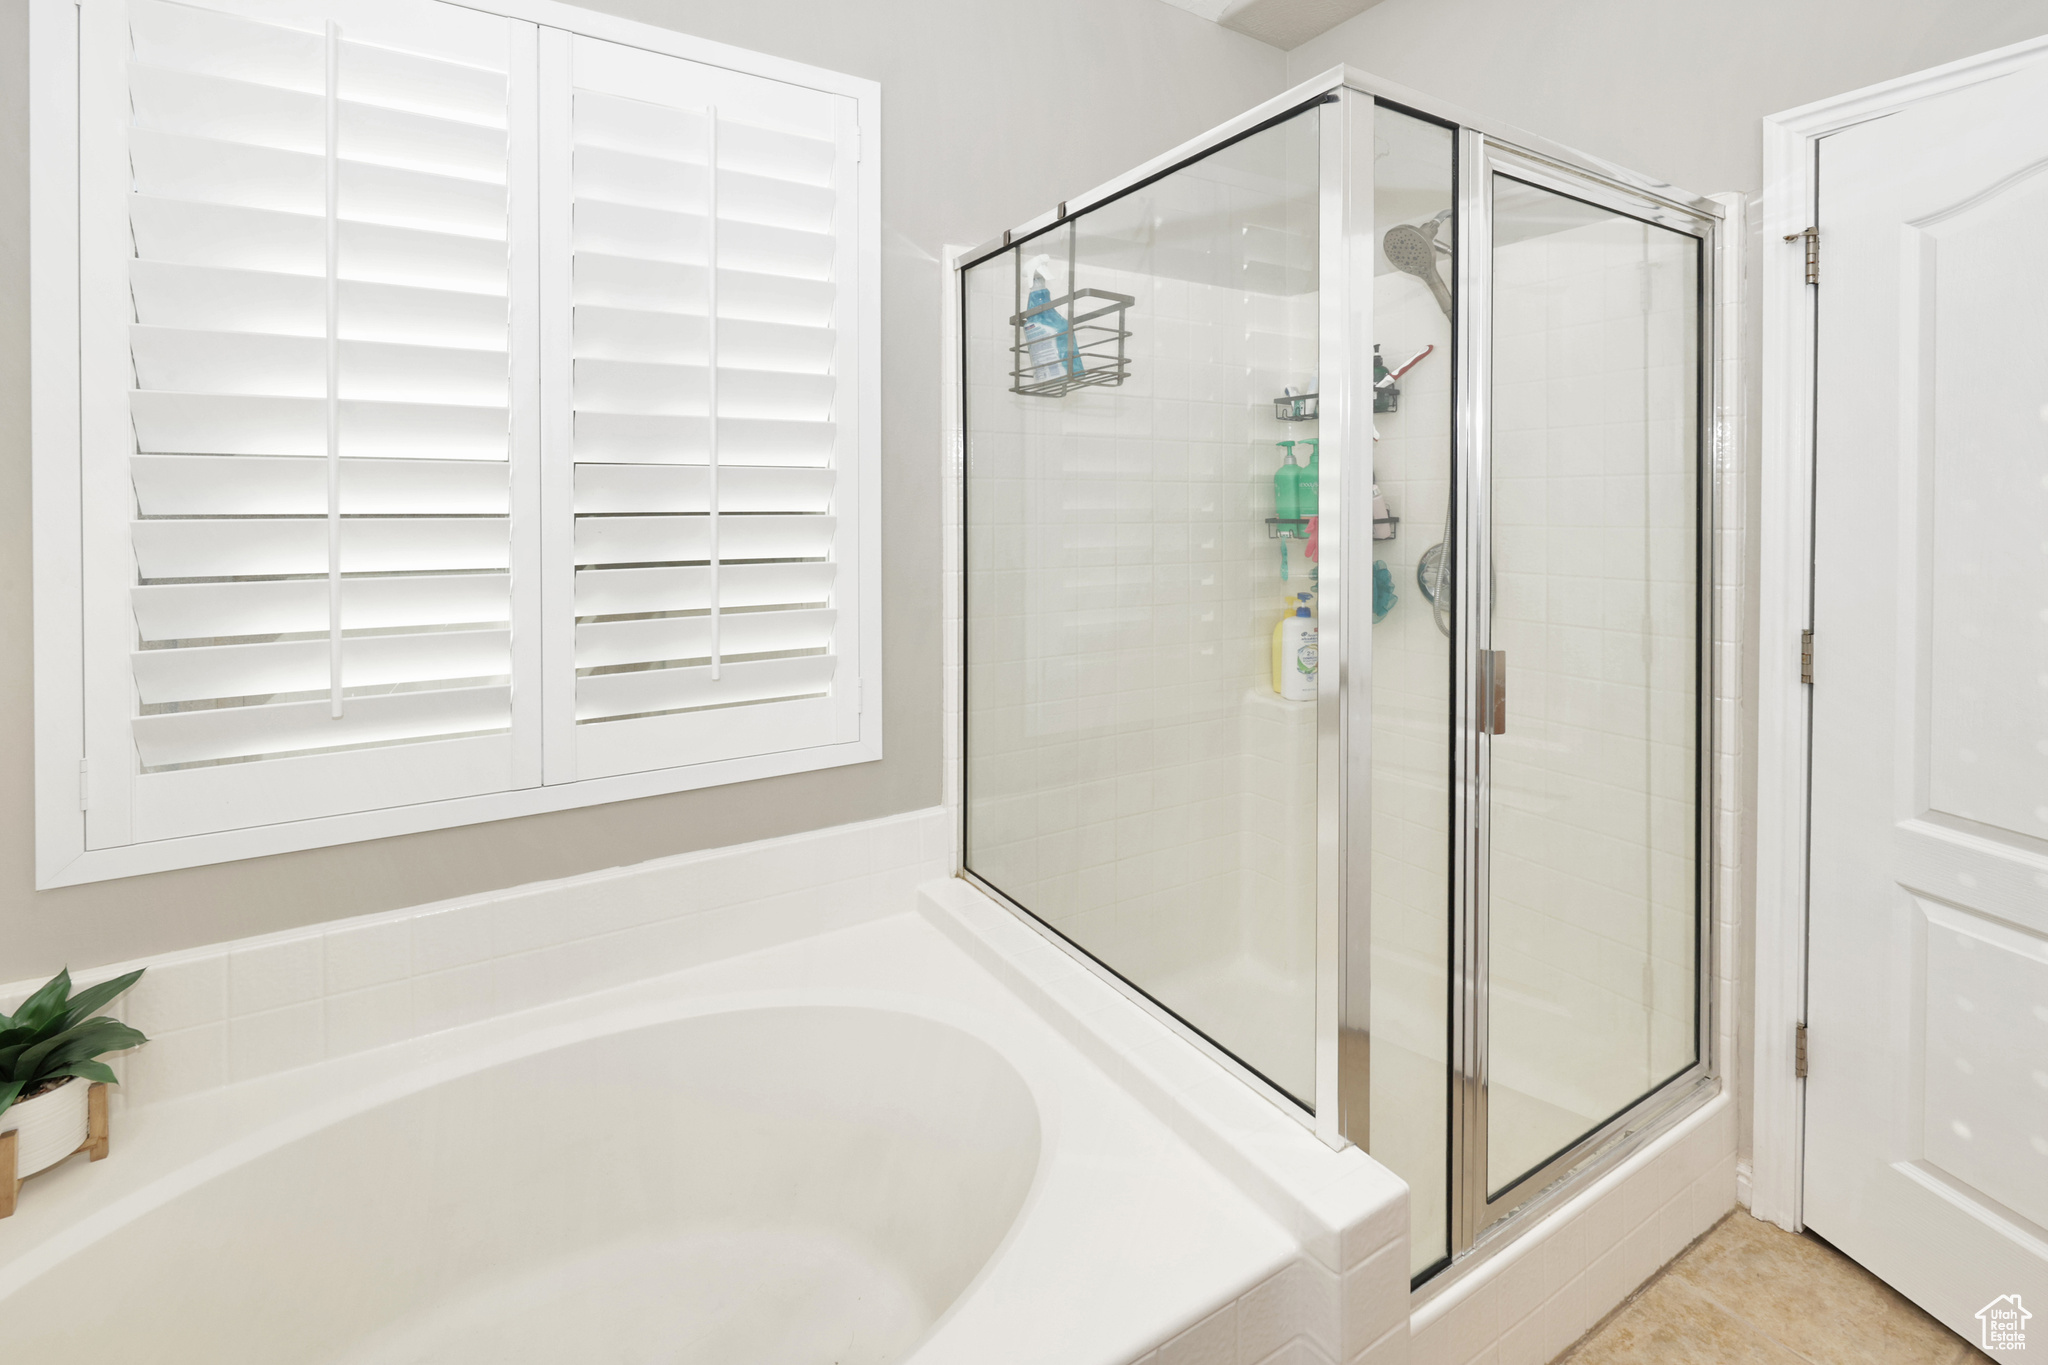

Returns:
1479,166,1705,1201
961,110,1323,1106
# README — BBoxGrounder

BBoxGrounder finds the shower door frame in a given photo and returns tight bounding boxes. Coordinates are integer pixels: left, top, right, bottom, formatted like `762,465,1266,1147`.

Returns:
1448,134,1724,1261
952,65,1727,1285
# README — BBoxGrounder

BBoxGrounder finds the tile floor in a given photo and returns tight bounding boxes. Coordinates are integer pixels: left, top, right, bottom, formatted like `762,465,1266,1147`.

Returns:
1557,1210,1989,1364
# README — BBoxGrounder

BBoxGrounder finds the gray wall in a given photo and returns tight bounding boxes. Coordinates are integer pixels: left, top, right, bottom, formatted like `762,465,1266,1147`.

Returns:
0,0,1286,983
1290,0,2048,1170
1290,0,2048,195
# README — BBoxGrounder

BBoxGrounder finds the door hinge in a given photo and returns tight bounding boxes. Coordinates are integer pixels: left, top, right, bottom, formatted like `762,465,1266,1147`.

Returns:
1800,629,1814,685
1795,1024,1809,1079
1784,226,1818,285
852,680,863,715
853,126,863,163
78,757,90,811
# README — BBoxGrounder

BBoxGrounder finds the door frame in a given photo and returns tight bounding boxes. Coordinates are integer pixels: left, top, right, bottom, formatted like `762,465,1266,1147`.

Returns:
1753,31,2048,1232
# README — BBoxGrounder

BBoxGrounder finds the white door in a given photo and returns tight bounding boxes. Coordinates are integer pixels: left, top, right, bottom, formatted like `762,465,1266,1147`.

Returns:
1807,51,2048,1348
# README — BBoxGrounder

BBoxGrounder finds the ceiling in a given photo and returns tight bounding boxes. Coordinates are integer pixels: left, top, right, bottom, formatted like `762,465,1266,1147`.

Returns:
1158,0,1387,51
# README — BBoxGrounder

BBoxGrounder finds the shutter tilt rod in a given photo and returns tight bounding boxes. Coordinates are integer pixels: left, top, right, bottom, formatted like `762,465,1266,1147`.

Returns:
324,20,344,719
706,105,721,682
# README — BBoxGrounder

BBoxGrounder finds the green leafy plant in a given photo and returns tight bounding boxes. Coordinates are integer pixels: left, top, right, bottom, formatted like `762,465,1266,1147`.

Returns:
0,968,149,1119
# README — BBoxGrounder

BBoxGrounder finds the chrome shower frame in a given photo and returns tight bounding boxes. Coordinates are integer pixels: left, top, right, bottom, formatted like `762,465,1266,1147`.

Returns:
954,65,1727,1290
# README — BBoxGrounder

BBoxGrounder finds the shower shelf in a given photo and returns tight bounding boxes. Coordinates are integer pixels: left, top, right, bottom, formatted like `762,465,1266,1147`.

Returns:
1273,393,1319,421
1008,288,1136,398
1265,514,1400,539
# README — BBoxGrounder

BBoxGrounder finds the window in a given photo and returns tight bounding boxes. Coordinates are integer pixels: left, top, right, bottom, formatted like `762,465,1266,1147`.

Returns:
30,0,880,885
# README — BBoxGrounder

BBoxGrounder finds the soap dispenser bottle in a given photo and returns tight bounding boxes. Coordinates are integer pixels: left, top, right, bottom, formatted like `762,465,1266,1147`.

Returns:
1272,593,1318,700
1298,440,1319,518
1272,441,1301,528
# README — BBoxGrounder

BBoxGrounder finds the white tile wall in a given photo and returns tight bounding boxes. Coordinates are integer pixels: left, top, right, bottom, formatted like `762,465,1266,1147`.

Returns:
1,809,952,1117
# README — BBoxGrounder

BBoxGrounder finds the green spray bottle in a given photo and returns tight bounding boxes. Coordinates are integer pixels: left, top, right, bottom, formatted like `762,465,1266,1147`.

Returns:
1299,439,1320,518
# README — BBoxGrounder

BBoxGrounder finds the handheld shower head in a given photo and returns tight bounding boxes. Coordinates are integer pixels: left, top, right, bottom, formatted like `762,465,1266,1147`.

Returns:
1382,219,1453,320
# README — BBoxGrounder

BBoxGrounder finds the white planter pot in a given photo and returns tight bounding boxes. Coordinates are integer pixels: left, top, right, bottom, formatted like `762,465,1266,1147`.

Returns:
2,1076,90,1178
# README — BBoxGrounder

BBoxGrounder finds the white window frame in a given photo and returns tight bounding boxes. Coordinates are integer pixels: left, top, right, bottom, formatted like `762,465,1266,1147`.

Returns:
30,0,883,888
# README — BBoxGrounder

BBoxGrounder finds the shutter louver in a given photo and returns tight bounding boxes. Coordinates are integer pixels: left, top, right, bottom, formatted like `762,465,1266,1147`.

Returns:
551,37,861,780
84,0,536,844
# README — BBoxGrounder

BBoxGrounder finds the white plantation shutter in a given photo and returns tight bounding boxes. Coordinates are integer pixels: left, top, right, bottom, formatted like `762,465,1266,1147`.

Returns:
544,34,863,782
46,2,874,878
80,0,537,844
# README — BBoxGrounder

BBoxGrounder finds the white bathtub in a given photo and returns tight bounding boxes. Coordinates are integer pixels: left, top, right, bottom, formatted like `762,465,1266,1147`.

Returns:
0,913,1299,1364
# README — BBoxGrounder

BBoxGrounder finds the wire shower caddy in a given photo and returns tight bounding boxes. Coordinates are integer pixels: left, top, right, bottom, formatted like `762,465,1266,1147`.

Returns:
1008,221,1134,398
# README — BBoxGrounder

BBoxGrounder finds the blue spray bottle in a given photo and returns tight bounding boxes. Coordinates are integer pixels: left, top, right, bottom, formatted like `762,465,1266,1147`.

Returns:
1021,255,1081,381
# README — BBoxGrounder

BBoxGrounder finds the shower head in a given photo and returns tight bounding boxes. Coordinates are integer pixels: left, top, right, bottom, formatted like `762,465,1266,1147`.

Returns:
1383,219,1453,320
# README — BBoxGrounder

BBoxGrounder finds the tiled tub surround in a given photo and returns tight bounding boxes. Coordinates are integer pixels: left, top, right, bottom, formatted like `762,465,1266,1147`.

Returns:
0,804,1403,1364
0,903,1320,1365
1,808,1735,1365
0,808,952,1116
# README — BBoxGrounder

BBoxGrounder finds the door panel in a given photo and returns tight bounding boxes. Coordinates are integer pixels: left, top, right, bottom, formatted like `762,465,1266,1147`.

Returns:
1807,53,2048,1339
1919,897,2048,1231
1922,163,2048,844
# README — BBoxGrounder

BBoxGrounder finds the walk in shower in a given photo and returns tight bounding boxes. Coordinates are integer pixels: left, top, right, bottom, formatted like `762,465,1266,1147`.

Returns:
957,73,1720,1284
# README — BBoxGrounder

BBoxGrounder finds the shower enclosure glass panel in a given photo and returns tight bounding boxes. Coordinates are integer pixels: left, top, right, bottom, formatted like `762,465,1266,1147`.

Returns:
959,77,1721,1289
1368,104,1457,1276
1483,175,1702,1197
962,112,1323,1105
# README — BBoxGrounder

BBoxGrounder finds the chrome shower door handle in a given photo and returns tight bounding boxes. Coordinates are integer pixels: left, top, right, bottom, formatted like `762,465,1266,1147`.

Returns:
1479,650,1506,735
